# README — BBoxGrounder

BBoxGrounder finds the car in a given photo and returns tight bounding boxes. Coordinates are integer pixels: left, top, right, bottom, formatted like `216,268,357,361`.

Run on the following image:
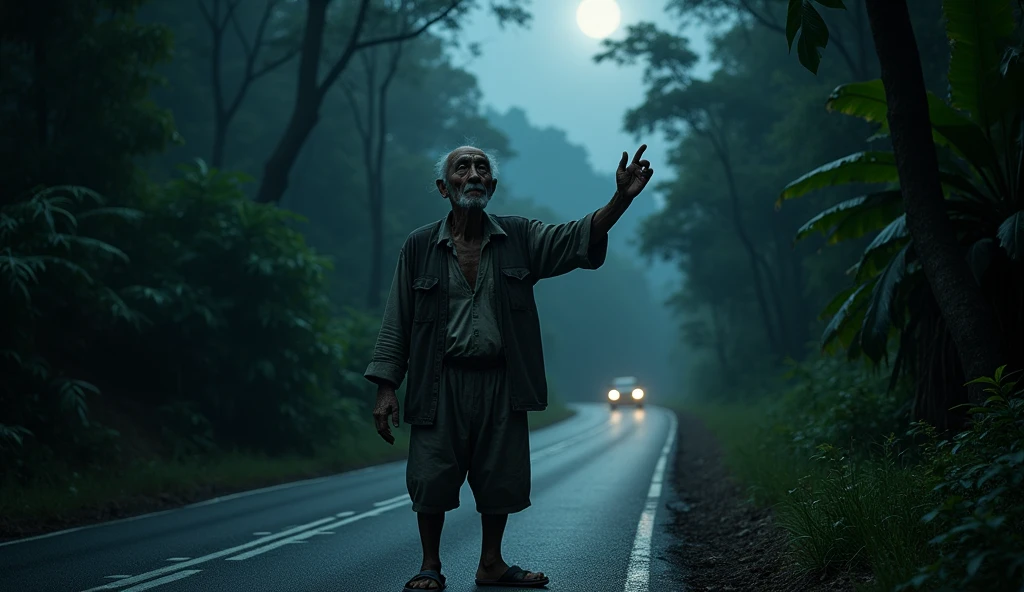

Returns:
606,376,645,410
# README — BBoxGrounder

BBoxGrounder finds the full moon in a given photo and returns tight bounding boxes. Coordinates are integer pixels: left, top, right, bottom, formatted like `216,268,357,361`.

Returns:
576,0,621,40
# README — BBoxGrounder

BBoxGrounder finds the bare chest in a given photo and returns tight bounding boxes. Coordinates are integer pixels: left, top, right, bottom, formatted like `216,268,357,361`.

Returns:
452,238,483,290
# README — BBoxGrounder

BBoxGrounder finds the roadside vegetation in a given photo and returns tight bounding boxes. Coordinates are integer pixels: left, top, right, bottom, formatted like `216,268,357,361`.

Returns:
620,0,1022,589
0,0,600,536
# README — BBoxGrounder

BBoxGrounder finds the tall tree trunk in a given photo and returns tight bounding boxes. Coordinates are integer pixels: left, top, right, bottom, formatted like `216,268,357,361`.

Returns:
864,0,1006,403
708,135,784,354
255,0,331,204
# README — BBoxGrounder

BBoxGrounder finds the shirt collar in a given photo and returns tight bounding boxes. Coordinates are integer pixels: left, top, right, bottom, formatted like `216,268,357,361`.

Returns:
436,211,507,245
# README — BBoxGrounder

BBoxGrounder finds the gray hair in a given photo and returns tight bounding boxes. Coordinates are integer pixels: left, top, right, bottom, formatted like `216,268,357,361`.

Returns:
433,142,501,183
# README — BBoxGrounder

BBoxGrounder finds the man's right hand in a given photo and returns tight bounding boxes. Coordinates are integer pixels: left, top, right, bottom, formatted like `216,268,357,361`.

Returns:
372,386,400,445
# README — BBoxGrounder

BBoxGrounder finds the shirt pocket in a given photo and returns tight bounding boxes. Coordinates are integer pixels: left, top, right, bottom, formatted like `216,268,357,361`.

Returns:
412,275,439,322
500,267,535,312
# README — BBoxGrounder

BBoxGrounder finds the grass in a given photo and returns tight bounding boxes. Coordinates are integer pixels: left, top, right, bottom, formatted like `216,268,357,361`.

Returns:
676,402,939,592
0,401,576,532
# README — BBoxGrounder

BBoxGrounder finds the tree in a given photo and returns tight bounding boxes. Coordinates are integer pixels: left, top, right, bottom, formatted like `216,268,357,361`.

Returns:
597,23,804,358
253,0,531,205
341,41,404,308
783,0,1021,411
198,0,299,168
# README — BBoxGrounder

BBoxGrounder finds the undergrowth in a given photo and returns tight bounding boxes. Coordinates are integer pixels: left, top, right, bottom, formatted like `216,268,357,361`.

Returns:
691,356,1024,592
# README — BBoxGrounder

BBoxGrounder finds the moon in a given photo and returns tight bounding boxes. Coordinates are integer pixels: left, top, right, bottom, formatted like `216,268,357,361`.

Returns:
576,0,621,40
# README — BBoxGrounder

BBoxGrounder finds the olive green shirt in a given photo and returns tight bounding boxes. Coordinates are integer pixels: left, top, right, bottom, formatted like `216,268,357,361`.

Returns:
366,210,601,389
438,212,505,360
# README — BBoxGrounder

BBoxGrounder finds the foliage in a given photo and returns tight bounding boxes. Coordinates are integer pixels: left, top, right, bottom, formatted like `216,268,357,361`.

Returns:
0,0,178,201
0,186,143,474
901,367,1024,591
90,161,370,456
694,360,1024,591
777,0,1024,424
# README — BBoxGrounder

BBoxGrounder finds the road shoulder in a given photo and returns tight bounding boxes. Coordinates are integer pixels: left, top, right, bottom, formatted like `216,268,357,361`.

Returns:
663,411,861,592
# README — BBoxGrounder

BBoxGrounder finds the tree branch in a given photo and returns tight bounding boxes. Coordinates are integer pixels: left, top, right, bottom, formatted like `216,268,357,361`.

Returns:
317,0,464,97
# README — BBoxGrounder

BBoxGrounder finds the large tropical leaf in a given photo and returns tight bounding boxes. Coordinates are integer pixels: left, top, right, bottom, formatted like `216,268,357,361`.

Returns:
943,0,1017,129
826,80,1000,173
778,151,983,204
779,151,900,203
997,210,1022,260
851,215,909,283
794,190,903,244
859,244,911,362
966,237,997,280
821,278,875,355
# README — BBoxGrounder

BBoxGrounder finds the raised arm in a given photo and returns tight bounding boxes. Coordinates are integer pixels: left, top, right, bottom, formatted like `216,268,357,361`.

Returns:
529,144,654,279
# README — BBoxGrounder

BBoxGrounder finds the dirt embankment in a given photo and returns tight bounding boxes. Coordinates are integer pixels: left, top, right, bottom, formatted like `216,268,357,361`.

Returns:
665,412,865,592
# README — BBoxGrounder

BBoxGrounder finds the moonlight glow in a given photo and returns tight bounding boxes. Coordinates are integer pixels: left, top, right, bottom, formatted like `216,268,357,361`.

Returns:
576,0,621,40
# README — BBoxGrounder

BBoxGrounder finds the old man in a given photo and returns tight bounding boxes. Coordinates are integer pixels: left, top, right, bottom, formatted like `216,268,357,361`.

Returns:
365,144,654,591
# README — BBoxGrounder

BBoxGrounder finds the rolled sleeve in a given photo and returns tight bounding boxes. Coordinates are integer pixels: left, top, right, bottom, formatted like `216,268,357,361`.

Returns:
528,211,608,279
364,249,413,388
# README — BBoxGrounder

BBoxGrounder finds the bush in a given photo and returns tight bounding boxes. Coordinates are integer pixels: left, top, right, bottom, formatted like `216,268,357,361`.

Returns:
901,367,1024,591
1,162,379,483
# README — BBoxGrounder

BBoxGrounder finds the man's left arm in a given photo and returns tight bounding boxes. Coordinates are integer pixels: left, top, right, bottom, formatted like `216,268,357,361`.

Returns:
527,191,633,279
528,144,652,280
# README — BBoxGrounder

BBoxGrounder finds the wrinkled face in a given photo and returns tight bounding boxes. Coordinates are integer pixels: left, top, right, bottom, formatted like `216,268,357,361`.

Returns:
438,148,497,210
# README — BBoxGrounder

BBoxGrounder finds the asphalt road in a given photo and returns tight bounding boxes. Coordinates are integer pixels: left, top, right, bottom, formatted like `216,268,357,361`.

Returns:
1,403,682,592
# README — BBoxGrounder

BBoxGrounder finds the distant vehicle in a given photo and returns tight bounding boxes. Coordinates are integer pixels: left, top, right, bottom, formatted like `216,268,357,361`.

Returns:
606,376,645,410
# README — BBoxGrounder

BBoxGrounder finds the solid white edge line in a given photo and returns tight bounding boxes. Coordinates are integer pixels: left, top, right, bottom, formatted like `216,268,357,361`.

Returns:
624,410,678,592
120,570,201,592
373,493,411,506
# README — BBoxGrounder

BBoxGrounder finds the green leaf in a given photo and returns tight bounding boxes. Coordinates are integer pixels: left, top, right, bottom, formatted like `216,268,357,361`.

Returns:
786,0,802,50
996,210,1022,260
821,279,875,354
860,244,910,362
826,80,1000,173
853,215,909,283
794,191,903,244
779,151,899,203
943,0,1017,128
796,2,829,75
820,284,858,320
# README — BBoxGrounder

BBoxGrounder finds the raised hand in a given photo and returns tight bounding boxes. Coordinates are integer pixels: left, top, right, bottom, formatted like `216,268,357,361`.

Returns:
372,386,400,445
616,144,654,200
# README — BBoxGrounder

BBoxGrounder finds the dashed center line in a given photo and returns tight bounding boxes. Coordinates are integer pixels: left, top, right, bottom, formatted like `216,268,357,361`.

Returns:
120,570,201,592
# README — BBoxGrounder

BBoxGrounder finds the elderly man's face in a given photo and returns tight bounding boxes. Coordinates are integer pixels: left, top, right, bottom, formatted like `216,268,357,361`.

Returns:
438,148,497,210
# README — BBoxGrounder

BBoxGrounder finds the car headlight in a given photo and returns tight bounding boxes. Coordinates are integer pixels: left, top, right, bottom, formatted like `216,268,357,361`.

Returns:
632,388,644,400
608,389,620,401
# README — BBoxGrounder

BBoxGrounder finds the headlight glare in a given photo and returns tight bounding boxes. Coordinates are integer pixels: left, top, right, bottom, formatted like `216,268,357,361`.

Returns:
632,388,644,399
608,389,620,401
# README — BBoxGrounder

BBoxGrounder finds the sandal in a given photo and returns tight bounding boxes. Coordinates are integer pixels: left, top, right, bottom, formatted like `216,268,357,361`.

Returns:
475,565,549,588
402,569,446,591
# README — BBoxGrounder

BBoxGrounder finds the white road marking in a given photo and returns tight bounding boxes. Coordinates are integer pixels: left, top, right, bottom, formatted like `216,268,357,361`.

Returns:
79,516,337,591
335,511,355,518
624,411,678,592
165,558,189,562
373,494,410,507
120,570,201,591
225,498,411,561
2,410,600,549
252,531,271,535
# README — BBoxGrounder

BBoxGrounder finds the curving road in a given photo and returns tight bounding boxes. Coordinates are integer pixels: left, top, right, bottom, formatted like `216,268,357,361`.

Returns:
0,404,682,592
